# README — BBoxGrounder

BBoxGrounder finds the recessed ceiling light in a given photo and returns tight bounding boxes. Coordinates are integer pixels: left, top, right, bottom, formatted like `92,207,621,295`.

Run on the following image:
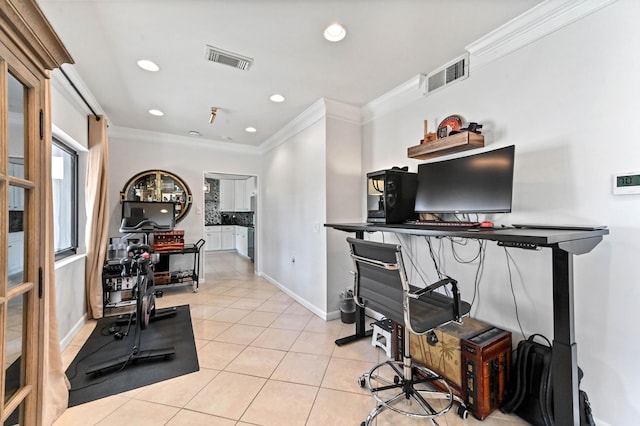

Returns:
245,127,257,133
148,109,164,116
324,23,347,42
188,130,201,137
270,94,285,103
137,59,160,72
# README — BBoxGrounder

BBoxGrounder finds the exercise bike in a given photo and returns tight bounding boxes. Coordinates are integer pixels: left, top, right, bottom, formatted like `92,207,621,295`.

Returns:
86,217,177,375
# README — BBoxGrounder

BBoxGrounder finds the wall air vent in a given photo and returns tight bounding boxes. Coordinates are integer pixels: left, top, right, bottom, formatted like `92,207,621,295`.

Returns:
421,53,469,96
204,45,253,71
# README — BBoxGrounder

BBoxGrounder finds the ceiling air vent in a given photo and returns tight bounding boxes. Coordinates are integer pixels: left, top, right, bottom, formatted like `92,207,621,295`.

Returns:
205,45,253,71
421,53,469,96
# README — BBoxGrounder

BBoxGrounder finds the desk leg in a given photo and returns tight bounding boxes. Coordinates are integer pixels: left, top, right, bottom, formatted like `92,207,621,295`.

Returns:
552,248,580,426
335,304,372,346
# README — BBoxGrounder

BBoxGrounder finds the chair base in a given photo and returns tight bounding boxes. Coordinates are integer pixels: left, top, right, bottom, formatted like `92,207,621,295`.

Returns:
358,360,468,426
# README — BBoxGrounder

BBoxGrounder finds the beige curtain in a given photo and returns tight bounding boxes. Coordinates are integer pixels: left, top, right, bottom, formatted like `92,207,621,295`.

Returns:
85,116,110,319
41,80,70,425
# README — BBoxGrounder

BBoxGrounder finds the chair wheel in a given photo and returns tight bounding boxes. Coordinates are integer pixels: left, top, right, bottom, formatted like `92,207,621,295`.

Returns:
393,375,400,384
457,405,469,419
358,376,366,388
360,422,365,426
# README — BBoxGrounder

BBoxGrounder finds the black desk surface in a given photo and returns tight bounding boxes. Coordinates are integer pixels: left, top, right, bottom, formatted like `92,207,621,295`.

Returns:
325,223,609,252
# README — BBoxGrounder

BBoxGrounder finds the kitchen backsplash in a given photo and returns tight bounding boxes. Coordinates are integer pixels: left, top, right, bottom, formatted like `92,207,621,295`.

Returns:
204,178,221,224
9,210,23,233
204,177,254,226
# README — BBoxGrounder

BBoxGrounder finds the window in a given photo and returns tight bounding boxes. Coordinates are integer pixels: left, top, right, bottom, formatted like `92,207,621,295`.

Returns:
52,138,78,259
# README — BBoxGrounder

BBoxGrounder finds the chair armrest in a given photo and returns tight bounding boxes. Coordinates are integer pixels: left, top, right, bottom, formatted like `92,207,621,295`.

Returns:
410,276,465,321
410,277,457,298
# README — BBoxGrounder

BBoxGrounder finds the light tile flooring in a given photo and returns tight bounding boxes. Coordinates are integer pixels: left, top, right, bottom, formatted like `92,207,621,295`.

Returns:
55,252,529,426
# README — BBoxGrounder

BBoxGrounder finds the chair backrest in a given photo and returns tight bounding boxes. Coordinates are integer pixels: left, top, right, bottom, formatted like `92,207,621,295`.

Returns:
347,237,470,335
347,237,407,325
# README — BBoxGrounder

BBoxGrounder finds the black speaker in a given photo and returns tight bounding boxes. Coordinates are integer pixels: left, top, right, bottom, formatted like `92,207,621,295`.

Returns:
366,168,417,224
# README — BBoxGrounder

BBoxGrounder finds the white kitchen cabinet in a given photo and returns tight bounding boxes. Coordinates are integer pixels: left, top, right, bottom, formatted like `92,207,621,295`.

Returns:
234,180,248,211
246,176,256,197
205,227,221,251
219,179,235,211
8,232,24,276
235,226,248,257
8,162,25,211
221,226,235,250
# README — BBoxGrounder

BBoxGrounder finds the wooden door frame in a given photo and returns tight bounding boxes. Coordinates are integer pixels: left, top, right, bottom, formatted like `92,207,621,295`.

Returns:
0,1,73,424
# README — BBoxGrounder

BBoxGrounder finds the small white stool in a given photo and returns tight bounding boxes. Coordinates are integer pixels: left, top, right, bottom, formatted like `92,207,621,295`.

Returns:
371,319,393,358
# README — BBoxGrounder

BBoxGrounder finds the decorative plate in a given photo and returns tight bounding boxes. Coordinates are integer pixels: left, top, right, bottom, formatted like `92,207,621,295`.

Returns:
437,115,464,137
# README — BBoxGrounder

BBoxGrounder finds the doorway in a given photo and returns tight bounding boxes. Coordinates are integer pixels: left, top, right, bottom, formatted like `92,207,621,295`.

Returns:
203,173,257,271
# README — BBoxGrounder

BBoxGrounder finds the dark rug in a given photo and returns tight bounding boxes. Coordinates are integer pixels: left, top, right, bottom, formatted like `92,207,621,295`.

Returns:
66,304,199,407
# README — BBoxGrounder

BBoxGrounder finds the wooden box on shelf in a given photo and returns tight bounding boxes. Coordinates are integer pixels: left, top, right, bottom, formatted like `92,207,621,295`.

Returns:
152,230,185,252
408,131,484,160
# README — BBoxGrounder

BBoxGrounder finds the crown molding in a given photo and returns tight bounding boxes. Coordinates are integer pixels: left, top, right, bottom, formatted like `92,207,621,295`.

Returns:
466,0,619,71
108,125,261,155
324,98,362,125
258,97,363,154
362,0,618,122
361,75,422,124
258,98,327,153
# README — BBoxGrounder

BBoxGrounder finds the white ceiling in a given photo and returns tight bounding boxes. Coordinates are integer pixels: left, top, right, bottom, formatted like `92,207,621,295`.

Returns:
38,0,540,147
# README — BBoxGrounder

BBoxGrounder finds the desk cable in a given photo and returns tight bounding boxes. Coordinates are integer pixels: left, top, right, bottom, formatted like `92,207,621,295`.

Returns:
503,248,527,340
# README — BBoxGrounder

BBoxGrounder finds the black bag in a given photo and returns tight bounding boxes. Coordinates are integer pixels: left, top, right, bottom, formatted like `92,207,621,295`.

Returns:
502,334,553,425
502,334,596,426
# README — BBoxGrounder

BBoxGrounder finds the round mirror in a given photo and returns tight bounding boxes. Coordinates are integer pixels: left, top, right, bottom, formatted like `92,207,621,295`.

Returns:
120,170,193,223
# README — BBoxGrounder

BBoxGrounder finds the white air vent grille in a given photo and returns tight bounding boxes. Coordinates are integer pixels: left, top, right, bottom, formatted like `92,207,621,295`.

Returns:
205,45,253,71
423,53,469,96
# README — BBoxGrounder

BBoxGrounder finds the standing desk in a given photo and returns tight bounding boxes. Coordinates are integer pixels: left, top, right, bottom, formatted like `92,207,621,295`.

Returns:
325,222,609,426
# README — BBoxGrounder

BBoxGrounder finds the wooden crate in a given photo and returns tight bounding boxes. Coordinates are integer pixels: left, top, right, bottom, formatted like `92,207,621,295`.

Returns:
408,317,490,393
153,230,184,252
154,271,171,284
462,327,512,420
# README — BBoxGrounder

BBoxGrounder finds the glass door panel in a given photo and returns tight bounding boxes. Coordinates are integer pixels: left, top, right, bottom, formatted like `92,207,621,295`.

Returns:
4,294,25,403
7,206,25,289
2,68,37,425
7,74,25,177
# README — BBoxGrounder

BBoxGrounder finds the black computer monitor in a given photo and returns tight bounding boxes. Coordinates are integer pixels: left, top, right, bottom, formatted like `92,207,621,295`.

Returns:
414,145,515,215
121,201,176,231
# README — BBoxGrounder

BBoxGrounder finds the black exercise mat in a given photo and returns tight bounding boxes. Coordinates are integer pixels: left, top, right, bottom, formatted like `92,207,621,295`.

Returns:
66,304,199,407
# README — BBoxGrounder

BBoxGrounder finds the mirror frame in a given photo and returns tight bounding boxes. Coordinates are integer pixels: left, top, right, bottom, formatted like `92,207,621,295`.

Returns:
120,169,193,223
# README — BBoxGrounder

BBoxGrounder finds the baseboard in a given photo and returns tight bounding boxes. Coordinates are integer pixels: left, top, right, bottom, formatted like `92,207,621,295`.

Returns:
59,313,88,351
259,272,328,319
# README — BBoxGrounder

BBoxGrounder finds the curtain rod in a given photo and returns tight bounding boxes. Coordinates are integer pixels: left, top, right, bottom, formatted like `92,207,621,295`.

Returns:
59,67,100,121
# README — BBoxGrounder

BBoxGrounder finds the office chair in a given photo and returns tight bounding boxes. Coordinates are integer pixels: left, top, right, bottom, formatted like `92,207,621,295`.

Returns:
346,237,471,426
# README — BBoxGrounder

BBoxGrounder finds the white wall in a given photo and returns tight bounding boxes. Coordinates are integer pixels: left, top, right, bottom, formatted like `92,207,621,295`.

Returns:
50,71,90,348
355,1,637,424
260,111,328,315
325,108,362,317
258,99,362,317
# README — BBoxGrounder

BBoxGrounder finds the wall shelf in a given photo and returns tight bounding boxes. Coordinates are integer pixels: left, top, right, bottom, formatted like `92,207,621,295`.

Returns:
407,131,484,160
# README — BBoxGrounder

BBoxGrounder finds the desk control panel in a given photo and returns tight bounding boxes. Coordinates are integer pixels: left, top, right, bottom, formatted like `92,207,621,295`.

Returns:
497,241,540,250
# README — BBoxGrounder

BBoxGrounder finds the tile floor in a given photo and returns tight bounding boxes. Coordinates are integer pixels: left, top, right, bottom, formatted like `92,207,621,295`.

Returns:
55,252,529,426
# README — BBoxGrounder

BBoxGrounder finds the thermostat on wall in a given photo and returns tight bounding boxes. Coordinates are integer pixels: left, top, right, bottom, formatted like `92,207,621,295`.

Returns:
613,171,640,195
